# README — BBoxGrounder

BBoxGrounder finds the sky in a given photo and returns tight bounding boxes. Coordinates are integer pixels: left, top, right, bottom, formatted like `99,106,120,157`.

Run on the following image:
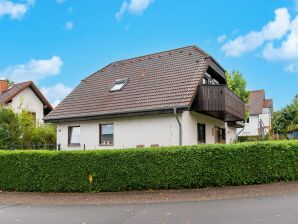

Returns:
0,0,298,109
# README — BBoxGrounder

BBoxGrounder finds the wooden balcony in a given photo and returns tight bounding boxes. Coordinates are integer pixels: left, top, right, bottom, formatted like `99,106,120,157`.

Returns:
193,85,245,121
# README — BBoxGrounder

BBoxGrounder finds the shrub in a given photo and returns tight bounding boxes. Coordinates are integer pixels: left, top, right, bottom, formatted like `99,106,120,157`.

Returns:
0,141,297,192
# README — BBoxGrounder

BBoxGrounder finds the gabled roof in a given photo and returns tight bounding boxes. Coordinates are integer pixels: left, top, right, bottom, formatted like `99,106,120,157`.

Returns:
0,81,53,111
248,90,273,115
45,45,224,122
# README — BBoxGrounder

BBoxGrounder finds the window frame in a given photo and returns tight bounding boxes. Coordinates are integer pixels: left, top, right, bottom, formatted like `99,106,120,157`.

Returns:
109,78,128,92
68,126,80,146
197,123,206,144
99,123,114,146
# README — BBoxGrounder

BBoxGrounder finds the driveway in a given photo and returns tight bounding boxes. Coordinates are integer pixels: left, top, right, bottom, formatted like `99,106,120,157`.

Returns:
0,181,298,224
0,192,298,224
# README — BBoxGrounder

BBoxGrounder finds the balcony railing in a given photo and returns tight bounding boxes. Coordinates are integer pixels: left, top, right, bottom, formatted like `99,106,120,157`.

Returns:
195,85,245,121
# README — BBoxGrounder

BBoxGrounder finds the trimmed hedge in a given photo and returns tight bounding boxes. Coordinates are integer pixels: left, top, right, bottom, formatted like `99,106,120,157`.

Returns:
0,141,297,192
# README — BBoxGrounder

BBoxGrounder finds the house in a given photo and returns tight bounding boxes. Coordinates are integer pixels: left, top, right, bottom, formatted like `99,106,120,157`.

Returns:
44,46,245,150
238,90,273,137
0,80,53,123
287,129,298,139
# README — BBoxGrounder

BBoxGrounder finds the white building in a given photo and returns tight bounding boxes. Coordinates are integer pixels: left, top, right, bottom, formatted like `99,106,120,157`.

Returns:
0,80,53,123
45,46,245,150
238,90,273,137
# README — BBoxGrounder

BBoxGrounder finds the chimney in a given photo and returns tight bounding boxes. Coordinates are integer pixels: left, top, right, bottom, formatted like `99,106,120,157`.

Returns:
0,80,9,93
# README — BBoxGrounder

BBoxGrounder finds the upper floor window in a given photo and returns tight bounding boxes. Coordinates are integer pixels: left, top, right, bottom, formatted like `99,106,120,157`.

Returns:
262,108,271,114
110,79,128,92
99,124,114,145
202,73,220,85
68,126,80,145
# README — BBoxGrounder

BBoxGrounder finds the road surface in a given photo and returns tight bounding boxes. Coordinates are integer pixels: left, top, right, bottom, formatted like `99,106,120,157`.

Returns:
0,192,297,224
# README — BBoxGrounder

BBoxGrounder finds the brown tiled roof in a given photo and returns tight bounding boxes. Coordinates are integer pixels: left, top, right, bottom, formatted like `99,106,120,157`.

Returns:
248,90,273,115
263,99,273,108
45,46,218,122
0,81,53,111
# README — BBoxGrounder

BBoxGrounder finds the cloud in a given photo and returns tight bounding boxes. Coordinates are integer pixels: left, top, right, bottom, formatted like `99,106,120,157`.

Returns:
64,21,74,30
41,83,72,107
285,63,298,72
217,34,227,43
221,8,291,57
263,16,298,60
0,0,35,19
0,56,63,83
116,0,154,21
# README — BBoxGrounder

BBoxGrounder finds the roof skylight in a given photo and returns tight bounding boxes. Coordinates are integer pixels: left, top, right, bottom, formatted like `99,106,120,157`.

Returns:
110,78,128,92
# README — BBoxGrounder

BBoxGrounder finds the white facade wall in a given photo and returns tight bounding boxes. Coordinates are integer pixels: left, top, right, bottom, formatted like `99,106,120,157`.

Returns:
57,111,235,150
238,112,272,137
9,87,44,123
57,114,181,150
181,111,226,145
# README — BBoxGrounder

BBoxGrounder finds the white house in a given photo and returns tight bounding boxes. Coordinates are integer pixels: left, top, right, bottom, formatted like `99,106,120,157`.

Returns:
44,46,245,150
238,90,273,137
0,80,53,123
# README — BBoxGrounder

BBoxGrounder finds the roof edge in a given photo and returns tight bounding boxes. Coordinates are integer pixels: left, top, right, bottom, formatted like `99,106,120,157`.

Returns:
44,107,189,123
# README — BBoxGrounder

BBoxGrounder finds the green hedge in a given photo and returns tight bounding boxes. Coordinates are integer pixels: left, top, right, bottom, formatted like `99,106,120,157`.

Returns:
0,141,297,192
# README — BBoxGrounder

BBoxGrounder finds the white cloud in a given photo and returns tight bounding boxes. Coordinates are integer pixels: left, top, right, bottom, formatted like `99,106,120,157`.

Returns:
0,0,34,20
0,56,63,83
221,8,291,57
41,83,72,107
285,63,298,72
263,16,298,60
217,34,227,43
64,21,74,30
116,0,154,21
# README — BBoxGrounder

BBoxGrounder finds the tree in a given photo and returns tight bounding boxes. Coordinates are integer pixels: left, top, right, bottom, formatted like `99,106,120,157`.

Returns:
272,95,298,135
0,107,21,148
0,108,56,149
226,70,250,103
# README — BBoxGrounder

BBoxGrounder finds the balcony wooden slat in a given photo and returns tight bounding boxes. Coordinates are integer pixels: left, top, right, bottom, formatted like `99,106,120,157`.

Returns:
194,85,245,121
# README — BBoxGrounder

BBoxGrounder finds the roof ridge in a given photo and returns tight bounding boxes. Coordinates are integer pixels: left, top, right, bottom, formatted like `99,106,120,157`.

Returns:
110,45,206,65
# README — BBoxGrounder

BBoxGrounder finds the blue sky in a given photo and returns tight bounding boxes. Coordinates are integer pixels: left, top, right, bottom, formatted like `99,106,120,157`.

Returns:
0,0,297,109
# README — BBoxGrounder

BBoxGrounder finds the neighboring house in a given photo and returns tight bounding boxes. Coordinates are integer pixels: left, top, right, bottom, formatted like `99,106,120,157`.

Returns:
0,80,53,123
44,46,245,150
238,90,273,137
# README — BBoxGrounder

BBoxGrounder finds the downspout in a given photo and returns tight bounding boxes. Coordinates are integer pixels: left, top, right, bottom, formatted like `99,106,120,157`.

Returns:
174,107,182,146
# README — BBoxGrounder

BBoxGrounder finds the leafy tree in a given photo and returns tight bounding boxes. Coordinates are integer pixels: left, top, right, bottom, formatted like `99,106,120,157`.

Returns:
272,95,298,135
226,70,250,103
0,107,56,149
0,107,21,148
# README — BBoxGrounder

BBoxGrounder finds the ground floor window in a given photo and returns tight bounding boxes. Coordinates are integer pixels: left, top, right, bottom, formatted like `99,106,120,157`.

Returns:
197,123,206,143
99,124,114,145
215,126,226,143
68,126,80,145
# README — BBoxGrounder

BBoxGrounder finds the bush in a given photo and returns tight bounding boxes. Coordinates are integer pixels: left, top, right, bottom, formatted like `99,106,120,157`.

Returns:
0,141,297,192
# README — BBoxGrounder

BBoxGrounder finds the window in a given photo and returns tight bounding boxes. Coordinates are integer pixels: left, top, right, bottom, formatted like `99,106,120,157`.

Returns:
68,126,80,145
110,79,128,92
28,112,36,120
212,79,219,85
99,124,114,145
197,123,206,143
202,73,220,85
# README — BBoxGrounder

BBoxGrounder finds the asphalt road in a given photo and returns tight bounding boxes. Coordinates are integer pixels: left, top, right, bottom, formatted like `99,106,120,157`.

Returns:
0,192,297,224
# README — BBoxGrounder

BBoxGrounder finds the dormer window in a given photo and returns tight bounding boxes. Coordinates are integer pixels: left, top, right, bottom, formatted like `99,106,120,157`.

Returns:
110,78,128,92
